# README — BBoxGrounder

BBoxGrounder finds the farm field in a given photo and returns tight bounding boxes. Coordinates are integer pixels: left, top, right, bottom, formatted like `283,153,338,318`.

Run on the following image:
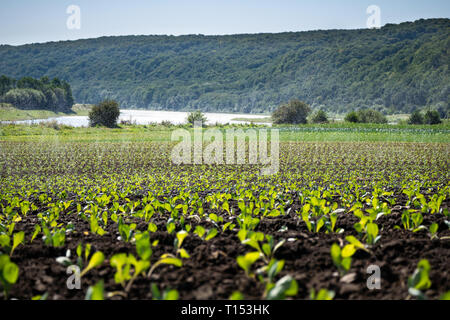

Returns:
0,124,449,300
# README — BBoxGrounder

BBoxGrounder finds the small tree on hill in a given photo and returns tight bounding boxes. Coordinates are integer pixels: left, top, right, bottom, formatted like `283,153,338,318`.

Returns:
89,99,120,128
272,99,311,124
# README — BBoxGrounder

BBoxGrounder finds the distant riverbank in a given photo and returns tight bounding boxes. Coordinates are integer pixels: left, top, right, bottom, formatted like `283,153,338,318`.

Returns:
0,104,92,121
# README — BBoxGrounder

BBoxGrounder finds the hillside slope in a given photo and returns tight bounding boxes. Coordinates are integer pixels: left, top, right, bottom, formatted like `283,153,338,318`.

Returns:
0,19,448,114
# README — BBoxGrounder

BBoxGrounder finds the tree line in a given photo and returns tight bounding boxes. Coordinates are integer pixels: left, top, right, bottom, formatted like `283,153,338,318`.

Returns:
0,19,448,115
0,75,74,112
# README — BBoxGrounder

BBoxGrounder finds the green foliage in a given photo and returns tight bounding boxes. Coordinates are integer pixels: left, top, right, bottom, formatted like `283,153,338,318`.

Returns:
311,109,328,123
265,275,298,300
408,259,432,299
0,75,73,112
330,243,356,276
310,288,335,300
80,251,104,277
85,280,104,300
151,283,179,300
272,99,311,124
424,110,442,125
408,110,424,124
0,254,19,298
88,99,120,128
401,210,427,232
186,111,207,126
110,253,150,292
345,111,359,123
1,19,448,114
237,251,260,276
345,109,387,124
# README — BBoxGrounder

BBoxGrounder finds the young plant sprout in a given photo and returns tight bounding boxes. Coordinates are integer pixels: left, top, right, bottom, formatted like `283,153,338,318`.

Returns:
0,254,19,299
310,288,335,300
151,283,179,300
407,259,432,300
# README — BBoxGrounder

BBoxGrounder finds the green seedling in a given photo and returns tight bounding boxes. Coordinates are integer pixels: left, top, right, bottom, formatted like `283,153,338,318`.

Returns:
85,280,104,300
237,251,261,276
193,225,218,241
408,259,431,300
330,242,358,276
32,293,48,300
166,218,176,234
80,251,104,277
440,291,450,300
229,291,244,300
429,223,438,240
174,230,190,258
0,254,19,299
265,275,298,300
400,210,426,232
31,225,41,243
151,283,179,300
118,217,136,242
56,248,104,277
135,231,152,260
240,233,285,264
310,288,335,300
0,231,24,257
42,226,66,247
111,253,150,293
90,213,106,236
353,209,382,245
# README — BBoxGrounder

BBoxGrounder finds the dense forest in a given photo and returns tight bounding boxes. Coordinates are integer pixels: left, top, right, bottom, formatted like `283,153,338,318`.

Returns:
0,75,74,112
0,19,448,114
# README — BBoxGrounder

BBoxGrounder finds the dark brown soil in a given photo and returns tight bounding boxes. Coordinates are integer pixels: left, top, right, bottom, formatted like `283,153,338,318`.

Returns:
7,198,450,300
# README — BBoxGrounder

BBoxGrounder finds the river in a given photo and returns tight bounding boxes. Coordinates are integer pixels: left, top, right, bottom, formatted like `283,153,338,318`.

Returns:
9,109,269,127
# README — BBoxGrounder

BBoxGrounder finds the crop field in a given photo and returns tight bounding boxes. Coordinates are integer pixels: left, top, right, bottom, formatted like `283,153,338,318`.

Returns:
0,125,449,300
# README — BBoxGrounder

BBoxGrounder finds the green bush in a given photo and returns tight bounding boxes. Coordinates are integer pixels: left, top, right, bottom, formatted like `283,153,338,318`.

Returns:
408,110,424,124
345,111,359,123
3,88,46,109
186,111,207,126
345,109,387,124
311,109,329,123
89,100,120,128
357,109,388,124
272,99,311,124
424,110,441,125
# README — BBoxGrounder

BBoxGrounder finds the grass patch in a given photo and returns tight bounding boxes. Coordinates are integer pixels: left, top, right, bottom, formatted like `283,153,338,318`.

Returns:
0,103,92,121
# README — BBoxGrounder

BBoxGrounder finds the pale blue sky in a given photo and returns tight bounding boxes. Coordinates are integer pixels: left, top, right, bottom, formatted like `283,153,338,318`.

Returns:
0,0,449,45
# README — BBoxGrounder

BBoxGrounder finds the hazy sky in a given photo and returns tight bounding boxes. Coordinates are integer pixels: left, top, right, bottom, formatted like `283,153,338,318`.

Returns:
0,0,449,45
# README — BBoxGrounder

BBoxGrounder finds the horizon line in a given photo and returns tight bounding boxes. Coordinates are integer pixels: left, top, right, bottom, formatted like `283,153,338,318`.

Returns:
1,17,447,47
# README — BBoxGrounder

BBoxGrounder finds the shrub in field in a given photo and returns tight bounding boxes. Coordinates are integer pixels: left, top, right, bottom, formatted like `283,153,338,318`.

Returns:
345,109,387,123
344,111,359,123
272,99,311,124
311,109,328,123
186,110,207,126
408,110,424,124
357,109,387,124
311,109,329,123
88,99,120,128
424,110,441,125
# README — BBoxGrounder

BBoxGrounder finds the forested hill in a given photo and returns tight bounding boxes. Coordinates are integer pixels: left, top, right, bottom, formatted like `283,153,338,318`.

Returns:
0,18,448,114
